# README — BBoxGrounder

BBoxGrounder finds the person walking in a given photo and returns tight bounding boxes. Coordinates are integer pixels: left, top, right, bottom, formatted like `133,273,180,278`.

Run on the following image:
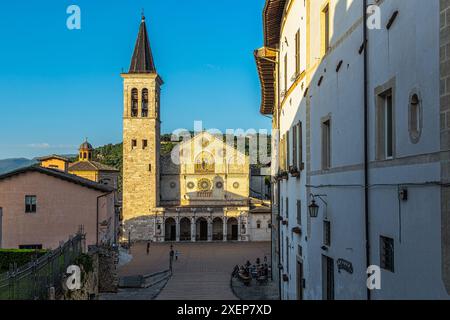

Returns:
169,246,175,272
146,241,150,255
175,250,179,261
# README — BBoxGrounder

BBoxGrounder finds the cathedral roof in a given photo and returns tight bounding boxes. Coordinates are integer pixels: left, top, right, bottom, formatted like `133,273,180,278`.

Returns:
129,15,156,74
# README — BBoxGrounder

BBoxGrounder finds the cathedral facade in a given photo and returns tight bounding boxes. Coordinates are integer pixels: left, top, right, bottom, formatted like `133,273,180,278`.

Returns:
121,16,270,242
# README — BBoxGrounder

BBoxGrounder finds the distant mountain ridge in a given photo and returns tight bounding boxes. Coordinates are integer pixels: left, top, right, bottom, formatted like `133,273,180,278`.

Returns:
0,158,37,175
0,154,77,175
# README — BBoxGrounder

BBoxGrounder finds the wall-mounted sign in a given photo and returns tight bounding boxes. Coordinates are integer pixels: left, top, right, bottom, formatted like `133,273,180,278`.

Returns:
337,259,353,274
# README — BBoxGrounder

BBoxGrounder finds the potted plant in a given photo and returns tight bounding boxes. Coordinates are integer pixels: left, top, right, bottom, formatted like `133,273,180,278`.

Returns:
289,166,300,178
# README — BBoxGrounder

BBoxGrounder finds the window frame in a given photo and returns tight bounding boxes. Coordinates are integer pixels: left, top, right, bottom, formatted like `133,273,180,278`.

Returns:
296,200,302,226
321,3,330,56
286,197,289,219
375,80,396,161
321,117,331,170
323,220,331,247
384,92,394,159
25,195,37,213
141,88,149,118
131,88,139,118
284,53,288,93
295,29,301,76
380,236,395,272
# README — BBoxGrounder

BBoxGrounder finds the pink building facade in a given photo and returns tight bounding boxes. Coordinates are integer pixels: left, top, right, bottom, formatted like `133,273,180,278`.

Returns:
0,166,117,249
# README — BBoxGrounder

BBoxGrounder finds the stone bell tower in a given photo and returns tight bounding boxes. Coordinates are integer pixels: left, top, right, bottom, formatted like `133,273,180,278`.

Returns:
121,14,163,240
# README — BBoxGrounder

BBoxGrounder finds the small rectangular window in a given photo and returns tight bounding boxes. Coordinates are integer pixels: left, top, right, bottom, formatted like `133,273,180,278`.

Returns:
322,119,331,170
385,93,394,159
296,200,302,226
380,236,395,272
142,140,148,149
298,122,303,170
132,139,137,149
323,220,331,246
25,196,37,213
286,236,290,273
292,125,297,169
295,29,301,76
322,4,330,55
284,53,288,93
286,130,291,169
376,89,395,160
286,197,289,219
280,135,286,171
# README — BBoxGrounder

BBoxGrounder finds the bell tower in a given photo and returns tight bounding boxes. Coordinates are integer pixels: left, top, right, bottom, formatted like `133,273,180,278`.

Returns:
121,14,163,240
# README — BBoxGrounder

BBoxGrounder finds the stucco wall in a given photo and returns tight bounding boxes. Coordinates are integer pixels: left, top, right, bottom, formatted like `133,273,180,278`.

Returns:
0,171,114,249
275,0,448,300
248,213,271,242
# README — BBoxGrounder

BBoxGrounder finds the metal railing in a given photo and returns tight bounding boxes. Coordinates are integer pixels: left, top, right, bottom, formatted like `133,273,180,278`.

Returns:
0,233,85,300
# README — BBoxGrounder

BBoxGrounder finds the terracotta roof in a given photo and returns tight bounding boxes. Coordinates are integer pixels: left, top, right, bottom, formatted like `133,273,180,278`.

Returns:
0,165,114,193
37,154,69,162
129,15,156,73
69,161,119,172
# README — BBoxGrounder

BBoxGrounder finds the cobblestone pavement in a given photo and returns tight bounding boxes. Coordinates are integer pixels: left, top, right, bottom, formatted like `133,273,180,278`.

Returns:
231,277,279,300
118,242,271,300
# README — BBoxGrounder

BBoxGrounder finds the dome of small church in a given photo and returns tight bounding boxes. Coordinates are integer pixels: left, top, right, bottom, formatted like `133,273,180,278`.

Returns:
79,140,93,151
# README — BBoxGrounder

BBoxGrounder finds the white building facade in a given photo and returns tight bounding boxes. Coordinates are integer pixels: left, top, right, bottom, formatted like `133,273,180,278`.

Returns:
255,0,450,300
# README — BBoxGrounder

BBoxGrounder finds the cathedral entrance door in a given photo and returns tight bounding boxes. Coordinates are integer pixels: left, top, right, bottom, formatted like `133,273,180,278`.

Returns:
231,225,238,240
165,218,176,242
200,220,208,241
196,218,208,241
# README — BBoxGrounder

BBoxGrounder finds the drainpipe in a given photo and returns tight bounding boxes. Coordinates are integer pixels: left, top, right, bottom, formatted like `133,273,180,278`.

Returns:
363,0,371,301
97,192,112,246
276,50,282,301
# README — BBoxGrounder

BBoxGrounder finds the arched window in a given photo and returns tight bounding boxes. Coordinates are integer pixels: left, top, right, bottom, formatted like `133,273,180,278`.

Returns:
131,88,138,117
142,89,149,117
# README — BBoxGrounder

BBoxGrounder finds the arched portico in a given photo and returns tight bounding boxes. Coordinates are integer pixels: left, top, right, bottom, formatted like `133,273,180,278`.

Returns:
180,217,191,241
227,217,238,241
165,217,176,241
212,217,224,240
196,217,208,241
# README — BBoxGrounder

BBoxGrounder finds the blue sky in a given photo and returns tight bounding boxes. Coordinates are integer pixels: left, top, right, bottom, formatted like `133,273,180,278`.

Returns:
0,0,270,159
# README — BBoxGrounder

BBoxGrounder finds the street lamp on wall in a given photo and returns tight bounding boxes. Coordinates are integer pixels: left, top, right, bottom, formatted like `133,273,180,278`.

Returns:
308,199,319,218
308,194,328,218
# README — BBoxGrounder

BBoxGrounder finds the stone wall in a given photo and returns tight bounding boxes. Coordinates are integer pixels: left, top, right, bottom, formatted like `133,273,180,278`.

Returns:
441,0,450,294
122,74,161,240
60,252,98,300
58,246,119,300
97,246,119,293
